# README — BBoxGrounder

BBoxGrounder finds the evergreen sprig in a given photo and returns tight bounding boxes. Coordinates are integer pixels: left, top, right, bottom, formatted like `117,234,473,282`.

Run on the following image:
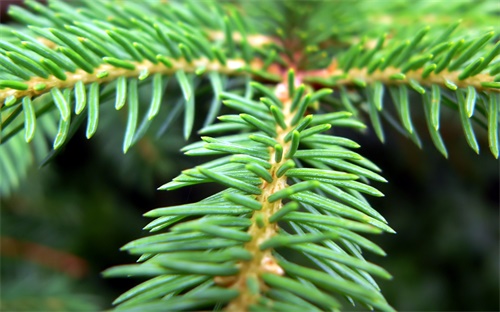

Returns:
0,0,498,311
103,80,395,311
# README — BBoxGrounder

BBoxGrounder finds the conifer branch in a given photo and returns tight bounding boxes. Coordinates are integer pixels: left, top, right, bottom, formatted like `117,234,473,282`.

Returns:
224,80,298,311
308,62,499,92
0,1,498,310
0,57,265,105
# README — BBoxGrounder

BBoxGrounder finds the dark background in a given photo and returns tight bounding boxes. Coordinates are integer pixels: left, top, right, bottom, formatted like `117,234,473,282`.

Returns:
1,1,499,311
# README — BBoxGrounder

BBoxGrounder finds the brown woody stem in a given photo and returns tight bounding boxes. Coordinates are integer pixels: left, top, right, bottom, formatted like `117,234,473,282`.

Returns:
224,79,300,311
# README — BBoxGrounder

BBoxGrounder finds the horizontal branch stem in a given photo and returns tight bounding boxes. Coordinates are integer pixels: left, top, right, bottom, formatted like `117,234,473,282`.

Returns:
0,57,264,105
309,62,499,92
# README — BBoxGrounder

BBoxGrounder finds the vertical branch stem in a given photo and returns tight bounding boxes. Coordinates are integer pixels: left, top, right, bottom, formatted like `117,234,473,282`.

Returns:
225,77,301,311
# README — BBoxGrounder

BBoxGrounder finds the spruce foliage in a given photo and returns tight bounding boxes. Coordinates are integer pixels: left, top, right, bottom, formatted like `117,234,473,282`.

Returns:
0,0,498,311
